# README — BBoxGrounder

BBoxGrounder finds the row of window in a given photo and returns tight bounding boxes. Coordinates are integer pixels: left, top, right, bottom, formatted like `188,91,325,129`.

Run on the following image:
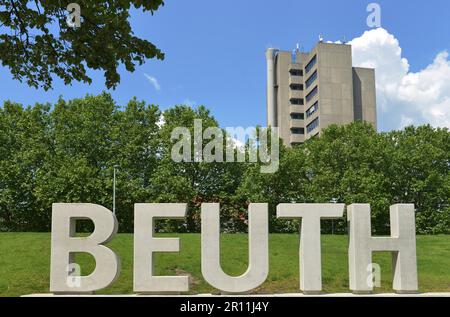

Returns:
290,69,303,76
290,98,304,105
290,55,318,137
290,54,316,86
305,55,317,74
305,70,317,89
306,101,318,118
305,86,318,103
291,127,305,135
290,83,303,91
307,117,319,133
290,119,319,135
291,112,304,120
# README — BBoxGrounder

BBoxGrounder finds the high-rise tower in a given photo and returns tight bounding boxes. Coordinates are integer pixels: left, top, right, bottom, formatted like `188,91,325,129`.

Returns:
266,42,377,146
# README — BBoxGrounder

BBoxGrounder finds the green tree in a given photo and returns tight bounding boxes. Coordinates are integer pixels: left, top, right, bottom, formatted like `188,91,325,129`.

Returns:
302,122,393,234
0,101,51,231
1,94,448,234
34,93,118,230
153,105,248,232
0,0,164,90
110,98,161,231
237,143,310,232
31,93,162,232
384,125,450,234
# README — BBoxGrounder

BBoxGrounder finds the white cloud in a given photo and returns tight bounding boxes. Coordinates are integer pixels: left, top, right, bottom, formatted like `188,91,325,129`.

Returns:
144,73,161,91
349,28,450,130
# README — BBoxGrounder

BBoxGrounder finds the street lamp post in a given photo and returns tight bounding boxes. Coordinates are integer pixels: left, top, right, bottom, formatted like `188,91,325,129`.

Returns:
113,165,119,215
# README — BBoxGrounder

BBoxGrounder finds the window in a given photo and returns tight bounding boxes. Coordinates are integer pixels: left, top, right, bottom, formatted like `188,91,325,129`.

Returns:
291,113,304,120
291,128,305,135
307,117,319,133
290,84,303,91
290,69,303,76
290,98,304,105
305,55,317,74
306,101,319,118
305,86,318,103
305,70,317,89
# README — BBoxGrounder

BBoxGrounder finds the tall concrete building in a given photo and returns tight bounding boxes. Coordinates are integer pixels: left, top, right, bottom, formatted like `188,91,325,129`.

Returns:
266,41,377,146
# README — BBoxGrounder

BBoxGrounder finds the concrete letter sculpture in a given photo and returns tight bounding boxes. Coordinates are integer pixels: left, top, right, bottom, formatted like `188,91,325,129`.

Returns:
201,203,269,293
133,203,189,293
50,203,120,293
277,203,345,293
48,202,419,295
347,204,418,293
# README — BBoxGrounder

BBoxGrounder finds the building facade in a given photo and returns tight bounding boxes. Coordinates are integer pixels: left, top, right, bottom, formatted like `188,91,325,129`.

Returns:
266,42,377,146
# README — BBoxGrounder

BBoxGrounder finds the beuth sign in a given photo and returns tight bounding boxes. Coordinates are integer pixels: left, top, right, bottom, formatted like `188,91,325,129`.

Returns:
50,203,418,294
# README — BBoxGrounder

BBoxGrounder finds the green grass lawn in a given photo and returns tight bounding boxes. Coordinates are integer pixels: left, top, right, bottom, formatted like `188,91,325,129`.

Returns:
0,233,449,296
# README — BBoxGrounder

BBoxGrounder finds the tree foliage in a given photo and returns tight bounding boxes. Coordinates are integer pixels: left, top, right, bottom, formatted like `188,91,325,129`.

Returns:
0,93,448,234
238,122,450,234
0,0,164,90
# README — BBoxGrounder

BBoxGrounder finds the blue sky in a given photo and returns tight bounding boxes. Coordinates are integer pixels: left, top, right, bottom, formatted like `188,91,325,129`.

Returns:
1,0,450,130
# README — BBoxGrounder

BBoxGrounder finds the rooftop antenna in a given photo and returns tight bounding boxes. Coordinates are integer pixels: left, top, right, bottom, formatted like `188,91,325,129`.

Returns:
296,43,300,52
319,34,324,42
